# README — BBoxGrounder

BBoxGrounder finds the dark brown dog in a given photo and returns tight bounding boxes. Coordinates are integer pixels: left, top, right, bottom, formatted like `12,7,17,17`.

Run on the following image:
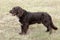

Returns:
10,6,58,34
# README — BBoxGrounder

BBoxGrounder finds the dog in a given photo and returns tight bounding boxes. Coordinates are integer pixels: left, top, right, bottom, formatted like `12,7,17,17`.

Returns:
9,6,58,34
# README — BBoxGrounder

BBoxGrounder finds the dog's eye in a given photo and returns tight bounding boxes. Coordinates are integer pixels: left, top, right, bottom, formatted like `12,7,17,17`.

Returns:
13,8,16,10
13,8,17,11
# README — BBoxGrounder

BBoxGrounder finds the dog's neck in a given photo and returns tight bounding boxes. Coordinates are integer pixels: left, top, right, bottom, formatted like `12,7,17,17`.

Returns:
18,11,28,19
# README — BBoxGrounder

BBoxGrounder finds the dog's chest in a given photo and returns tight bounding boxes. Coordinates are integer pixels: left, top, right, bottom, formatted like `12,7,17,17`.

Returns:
19,17,25,24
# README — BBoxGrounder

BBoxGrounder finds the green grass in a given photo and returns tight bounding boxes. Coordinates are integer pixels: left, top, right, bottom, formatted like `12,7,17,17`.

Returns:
0,0,60,40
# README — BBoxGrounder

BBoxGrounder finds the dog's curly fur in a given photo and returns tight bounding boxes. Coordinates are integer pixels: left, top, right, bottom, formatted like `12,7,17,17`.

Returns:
10,6,58,34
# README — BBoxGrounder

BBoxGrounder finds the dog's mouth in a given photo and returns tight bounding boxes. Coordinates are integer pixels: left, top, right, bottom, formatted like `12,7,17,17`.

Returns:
11,13,16,16
10,10,16,16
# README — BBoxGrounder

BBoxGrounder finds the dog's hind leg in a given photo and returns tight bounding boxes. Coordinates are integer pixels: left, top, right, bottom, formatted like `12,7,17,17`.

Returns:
44,24,52,34
42,20,52,34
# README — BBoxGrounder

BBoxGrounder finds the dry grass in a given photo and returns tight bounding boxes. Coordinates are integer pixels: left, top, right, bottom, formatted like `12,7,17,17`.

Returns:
0,0,60,40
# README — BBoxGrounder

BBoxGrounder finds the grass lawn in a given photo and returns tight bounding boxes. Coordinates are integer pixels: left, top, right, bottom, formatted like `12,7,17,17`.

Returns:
0,0,60,40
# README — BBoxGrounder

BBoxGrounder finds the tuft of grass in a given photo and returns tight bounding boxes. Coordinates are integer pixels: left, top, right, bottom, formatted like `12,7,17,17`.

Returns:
0,0,60,40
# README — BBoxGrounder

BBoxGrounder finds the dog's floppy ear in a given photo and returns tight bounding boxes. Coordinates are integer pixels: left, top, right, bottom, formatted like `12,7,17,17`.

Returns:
17,8,24,17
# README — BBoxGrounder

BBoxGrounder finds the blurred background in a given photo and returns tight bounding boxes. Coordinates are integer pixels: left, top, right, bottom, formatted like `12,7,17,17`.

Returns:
0,0,60,40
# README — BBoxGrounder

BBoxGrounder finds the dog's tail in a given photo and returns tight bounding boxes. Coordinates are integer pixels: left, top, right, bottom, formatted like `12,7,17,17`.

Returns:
51,25,58,30
50,21,58,30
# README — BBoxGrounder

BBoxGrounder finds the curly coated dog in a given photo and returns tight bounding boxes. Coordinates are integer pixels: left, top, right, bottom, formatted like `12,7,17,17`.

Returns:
9,6,58,34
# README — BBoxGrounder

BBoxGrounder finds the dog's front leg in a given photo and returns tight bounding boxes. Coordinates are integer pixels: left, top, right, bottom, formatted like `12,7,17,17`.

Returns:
19,23,29,35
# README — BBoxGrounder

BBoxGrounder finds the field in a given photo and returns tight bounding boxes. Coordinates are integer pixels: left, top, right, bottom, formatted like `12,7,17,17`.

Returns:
0,0,60,40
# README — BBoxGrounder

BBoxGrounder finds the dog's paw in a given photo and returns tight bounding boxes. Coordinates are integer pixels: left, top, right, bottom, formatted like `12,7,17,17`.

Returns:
19,32,27,35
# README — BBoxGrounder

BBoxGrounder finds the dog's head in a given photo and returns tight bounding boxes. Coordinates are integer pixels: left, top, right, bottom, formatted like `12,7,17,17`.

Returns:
10,6,24,17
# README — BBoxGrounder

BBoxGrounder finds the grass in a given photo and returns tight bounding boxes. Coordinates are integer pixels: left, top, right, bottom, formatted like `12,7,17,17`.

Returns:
0,0,60,40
